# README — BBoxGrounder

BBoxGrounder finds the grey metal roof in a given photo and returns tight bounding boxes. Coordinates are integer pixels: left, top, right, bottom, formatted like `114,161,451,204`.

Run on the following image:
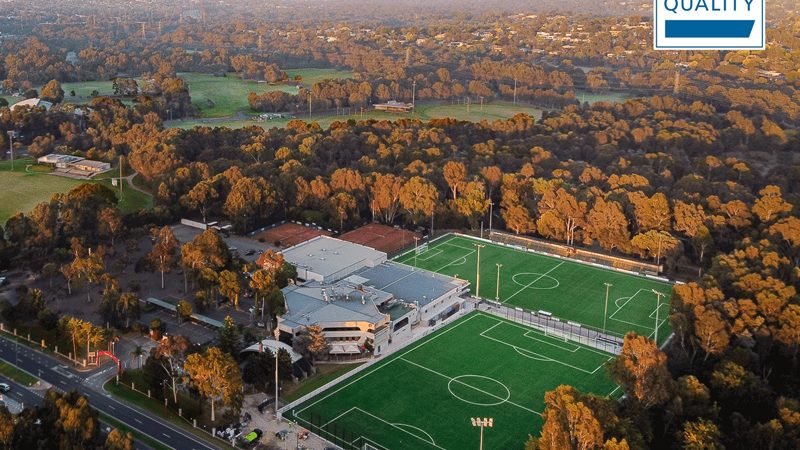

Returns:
281,282,389,329
281,236,386,280
356,262,463,306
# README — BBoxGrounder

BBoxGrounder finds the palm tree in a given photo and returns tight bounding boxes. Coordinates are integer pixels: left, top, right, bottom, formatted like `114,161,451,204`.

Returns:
131,346,145,369
116,293,140,329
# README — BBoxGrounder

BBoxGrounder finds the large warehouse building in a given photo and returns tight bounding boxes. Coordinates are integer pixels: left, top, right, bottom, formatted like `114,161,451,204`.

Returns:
277,236,468,357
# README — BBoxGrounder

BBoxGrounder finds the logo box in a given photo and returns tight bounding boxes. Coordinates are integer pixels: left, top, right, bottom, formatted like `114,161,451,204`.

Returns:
654,0,765,50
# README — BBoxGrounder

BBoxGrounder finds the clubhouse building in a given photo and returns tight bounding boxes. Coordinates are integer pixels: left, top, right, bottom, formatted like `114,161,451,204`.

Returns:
277,236,468,356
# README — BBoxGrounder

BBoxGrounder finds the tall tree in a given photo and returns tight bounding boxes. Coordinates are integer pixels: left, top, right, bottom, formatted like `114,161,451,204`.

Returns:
217,270,241,310
149,226,179,290
181,180,218,224
39,79,64,103
184,347,243,422
399,176,438,225
609,333,673,409
443,161,467,200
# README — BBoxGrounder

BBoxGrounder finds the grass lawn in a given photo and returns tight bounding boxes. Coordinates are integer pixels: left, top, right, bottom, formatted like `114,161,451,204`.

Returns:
0,159,81,224
0,159,152,225
285,68,353,86
574,90,634,105
282,362,363,404
0,360,38,386
286,312,619,450
394,234,673,343
166,100,545,131
61,80,116,103
180,72,299,118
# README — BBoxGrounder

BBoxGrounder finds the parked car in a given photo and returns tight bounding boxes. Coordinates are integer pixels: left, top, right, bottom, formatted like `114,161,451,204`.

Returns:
0,277,8,287
275,429,288,440
245,249,256,256
0,383,10,393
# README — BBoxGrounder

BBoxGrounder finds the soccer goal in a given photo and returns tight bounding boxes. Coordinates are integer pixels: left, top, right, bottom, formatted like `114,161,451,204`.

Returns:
543,327,569,342
415,243,429,255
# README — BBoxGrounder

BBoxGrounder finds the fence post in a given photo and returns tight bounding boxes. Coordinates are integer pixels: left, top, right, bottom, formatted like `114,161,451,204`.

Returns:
132,382,135,391
41,339,45,348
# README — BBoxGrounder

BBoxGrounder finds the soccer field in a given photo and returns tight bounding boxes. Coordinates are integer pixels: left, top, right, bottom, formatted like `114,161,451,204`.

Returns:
286,312,618,450
394,234,673,343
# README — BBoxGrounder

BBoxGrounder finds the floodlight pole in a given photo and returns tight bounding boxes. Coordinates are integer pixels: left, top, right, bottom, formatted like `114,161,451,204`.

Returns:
651,289,665,344
412,80,416,115
513,77,517,105
7,131,16,172
413,236,420,269
495,264,502,301
474,244,485,299
274,328,280,417
603,283,613,335
488,201,493,234
471,417,493,450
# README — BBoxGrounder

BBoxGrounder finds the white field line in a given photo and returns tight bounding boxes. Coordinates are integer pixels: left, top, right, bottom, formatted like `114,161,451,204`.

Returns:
502,261,565,304
416,248,443,261
321,406,356,428
354,407,444,449
496,315,614,358
398,357,541,416
442,242,479,252
478,318,611,375
294,313,480,418
435,250,475,273
608,289,646,319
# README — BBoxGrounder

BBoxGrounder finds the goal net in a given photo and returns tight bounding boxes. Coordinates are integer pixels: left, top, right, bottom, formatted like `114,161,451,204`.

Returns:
415,243,429,255
544,327,568,342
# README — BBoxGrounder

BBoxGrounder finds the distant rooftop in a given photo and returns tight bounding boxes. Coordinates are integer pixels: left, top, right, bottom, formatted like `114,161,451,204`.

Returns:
11,98,53,112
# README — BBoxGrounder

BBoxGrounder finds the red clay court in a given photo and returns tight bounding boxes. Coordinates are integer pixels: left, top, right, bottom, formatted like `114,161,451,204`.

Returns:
339,223,421,254
254,222,332,248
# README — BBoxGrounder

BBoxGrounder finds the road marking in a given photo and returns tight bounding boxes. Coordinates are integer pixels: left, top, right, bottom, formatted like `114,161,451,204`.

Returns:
162,433,171,439
134,418,142,424
107,405,115,410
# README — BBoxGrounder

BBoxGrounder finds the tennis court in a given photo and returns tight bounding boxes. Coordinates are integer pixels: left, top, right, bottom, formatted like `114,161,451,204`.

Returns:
394,234,673,343
285,312,619,449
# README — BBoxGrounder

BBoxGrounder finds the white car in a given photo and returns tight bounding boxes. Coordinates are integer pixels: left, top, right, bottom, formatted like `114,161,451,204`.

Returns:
0,383,10,393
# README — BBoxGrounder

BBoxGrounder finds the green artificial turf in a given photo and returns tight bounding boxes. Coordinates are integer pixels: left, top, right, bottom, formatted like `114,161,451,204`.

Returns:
394,234,673,342
287,312,619,449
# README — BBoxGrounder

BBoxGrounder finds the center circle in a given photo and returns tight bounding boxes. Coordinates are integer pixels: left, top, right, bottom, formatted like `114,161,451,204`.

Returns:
447,375,511,406
511,272,560,290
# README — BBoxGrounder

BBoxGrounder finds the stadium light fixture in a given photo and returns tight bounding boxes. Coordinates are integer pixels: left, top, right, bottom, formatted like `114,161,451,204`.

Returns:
471,417,493,450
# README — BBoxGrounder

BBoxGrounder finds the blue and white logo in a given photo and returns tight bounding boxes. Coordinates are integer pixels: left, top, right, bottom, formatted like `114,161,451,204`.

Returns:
654,0,765,50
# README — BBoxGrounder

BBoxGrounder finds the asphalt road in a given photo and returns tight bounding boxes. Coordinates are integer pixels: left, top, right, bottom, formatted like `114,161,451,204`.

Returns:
0,336,221,450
